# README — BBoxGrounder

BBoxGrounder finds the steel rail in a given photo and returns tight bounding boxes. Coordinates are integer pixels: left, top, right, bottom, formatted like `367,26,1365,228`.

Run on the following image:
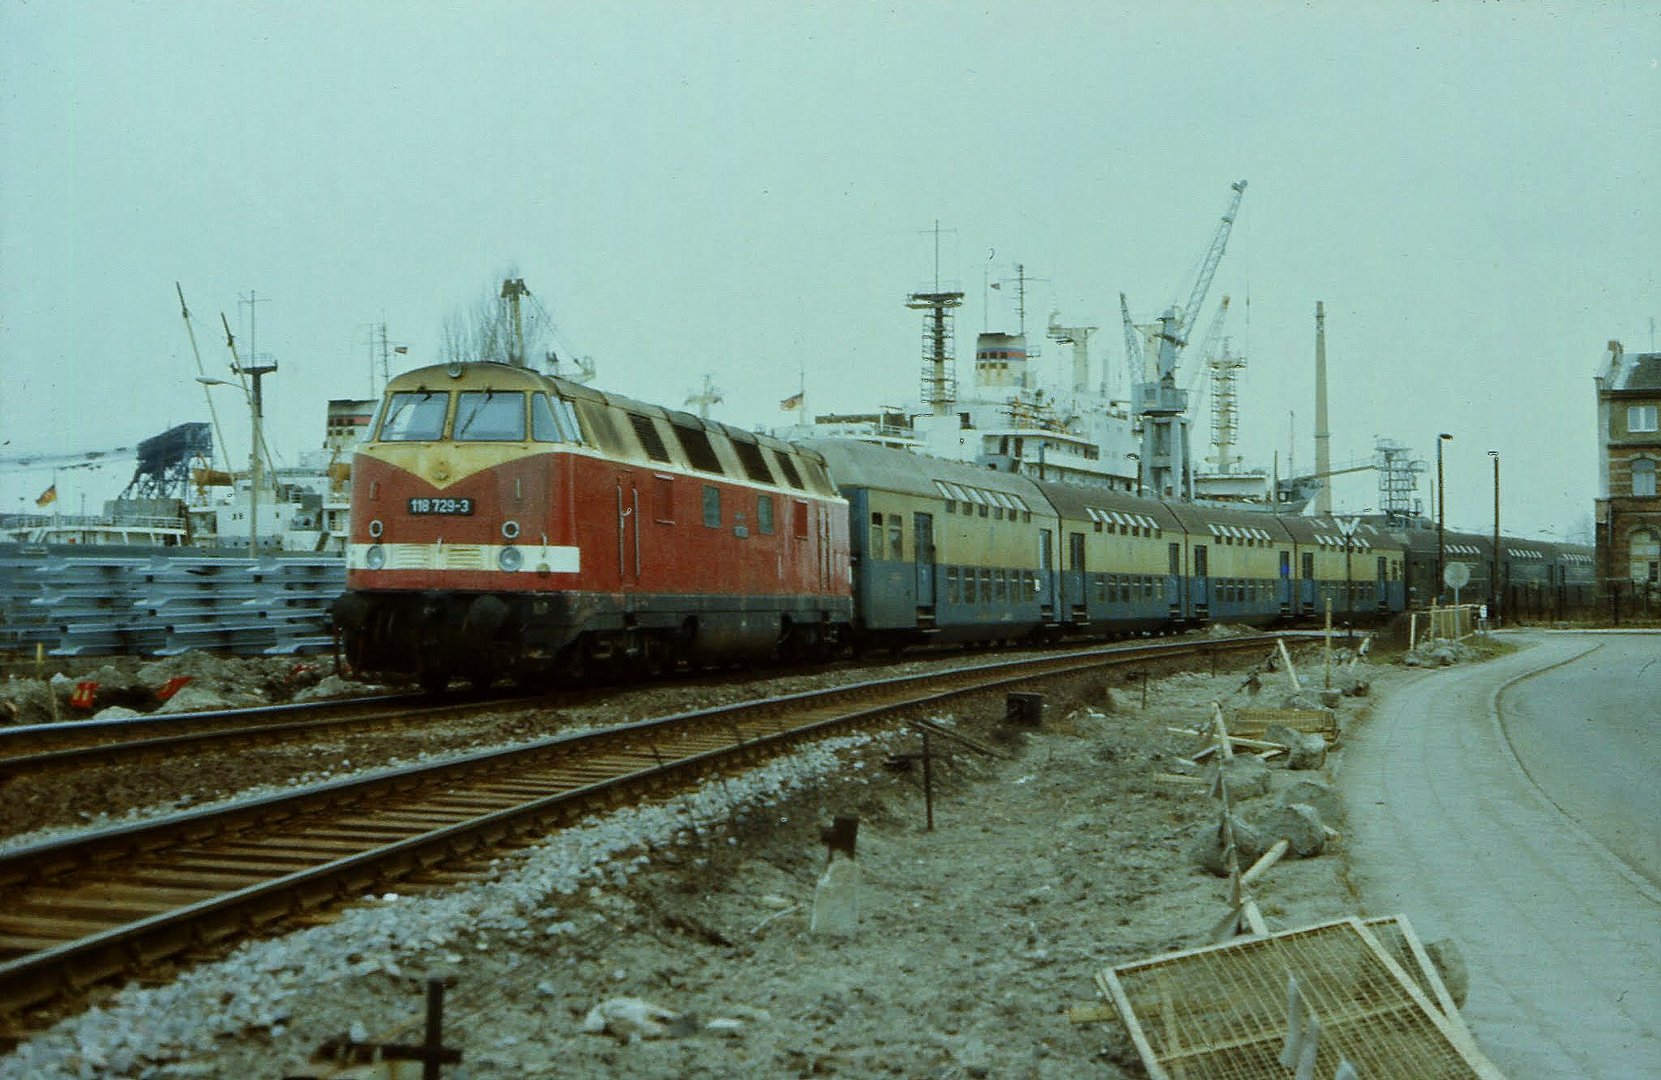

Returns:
0,693,541,780
0,633,1288,1023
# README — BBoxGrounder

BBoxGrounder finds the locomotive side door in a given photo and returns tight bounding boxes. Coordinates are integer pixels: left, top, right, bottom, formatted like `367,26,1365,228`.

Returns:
615,471,641,598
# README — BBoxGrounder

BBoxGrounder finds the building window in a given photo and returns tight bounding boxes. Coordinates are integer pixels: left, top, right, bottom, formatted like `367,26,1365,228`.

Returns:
1632,529,1661,584
1633,458,1657,498
1629,405,1659,433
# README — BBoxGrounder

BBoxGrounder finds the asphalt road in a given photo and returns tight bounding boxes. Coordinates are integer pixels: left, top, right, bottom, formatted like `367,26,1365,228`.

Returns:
1341,632,1661,1078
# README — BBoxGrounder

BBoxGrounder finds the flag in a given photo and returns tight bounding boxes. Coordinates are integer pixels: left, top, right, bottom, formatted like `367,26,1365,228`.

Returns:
393,345,409,354
779,391,804,411
989,282,1002,290
35,484,56,507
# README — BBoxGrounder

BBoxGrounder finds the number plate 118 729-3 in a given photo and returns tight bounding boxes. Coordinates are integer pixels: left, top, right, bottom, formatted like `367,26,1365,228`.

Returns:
407,497,474,515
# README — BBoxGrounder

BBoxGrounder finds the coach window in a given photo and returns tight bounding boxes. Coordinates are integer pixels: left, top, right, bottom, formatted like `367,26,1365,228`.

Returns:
757,495,775,534
869,513,884,558
378,391,449,441
887,515,903,560
453,391,527,441
702,485,722,528
947,566,960,603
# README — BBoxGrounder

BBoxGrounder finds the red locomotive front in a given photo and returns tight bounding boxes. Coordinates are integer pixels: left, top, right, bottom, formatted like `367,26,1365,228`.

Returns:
333,361,852,690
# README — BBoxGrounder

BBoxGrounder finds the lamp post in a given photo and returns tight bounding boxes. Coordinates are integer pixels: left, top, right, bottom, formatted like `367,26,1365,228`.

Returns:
1487,450,1500,625
1127,452,1142,497
198,365,275,553
1435,432,1453,602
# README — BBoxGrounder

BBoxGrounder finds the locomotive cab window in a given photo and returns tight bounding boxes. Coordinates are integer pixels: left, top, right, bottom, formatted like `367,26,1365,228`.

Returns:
454,391,527,441
757,495,775,534
533,394,582,443
702,485,722,528
378,391,449,442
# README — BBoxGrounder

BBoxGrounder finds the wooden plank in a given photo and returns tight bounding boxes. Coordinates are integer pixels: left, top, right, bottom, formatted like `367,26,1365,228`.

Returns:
1239,839,1289,887
1100,968,1172,1080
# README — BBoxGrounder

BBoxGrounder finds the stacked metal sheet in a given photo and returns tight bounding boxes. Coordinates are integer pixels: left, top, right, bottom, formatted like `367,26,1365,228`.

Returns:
0,543,343,657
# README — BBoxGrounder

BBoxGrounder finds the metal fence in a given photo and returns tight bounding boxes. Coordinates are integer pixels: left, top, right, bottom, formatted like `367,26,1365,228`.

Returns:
0,542,343,657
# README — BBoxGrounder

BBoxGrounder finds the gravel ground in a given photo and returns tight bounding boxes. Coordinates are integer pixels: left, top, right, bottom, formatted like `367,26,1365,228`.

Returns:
2,636,1397,1079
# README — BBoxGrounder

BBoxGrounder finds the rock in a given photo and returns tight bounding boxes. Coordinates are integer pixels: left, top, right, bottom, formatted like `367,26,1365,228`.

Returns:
1256,803,1326,857
0,678,55,725
151,684,235,715
1319,688,1343,709
91,705,144,721
1425,938,1469,1009
1264,724,1328,770
291,674,370,702
1216,754,1271,799
704,1017,745,1037
582,997,686,1042
1277,778,1343,824
1189,813,1265,876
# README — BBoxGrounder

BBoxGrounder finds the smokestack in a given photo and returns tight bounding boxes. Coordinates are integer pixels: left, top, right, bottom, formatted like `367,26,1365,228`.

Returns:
1314,301,1332,515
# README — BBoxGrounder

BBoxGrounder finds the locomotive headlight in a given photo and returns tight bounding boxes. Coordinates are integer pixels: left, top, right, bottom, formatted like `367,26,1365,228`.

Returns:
497,545,523,572
365,544,386,570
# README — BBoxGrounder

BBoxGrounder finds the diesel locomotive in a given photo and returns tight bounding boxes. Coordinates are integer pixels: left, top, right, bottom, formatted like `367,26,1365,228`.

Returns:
331,360,1587,689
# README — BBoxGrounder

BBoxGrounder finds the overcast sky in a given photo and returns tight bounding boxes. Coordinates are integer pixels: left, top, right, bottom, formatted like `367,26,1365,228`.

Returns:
2,1,1656,539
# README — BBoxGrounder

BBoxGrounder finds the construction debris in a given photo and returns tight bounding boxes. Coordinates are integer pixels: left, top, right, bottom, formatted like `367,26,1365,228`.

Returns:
1265,723,1329,770
1096,916,1507,1079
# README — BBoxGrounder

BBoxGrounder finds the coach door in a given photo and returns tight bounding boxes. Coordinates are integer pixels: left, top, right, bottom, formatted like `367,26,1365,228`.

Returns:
913,511,937,624
1067,531,1088,623
1038,528,1057,621
1167,541,1183,615
1192,544,1210,614
1300,550,1316,613
1375,555,1388,610
1279,550,1293,614
616,471,641,597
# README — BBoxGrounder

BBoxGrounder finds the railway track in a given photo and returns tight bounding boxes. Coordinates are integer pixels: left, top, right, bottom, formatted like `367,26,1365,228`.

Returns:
0,691,539,781
0,634,1288,1031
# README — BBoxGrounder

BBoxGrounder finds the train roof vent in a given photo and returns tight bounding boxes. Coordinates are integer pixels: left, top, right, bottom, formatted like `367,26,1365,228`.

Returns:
670,420,725,474
772,448,805,490
627,412,672,463
730,439,775,485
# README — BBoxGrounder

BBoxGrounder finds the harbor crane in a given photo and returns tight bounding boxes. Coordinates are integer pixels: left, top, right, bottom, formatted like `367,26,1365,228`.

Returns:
1122,180,1248,498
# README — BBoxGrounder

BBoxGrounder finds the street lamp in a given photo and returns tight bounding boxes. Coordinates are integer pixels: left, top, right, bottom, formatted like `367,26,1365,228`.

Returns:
1435,433,1453,603
1126,452,1143,497
198,365,275,553
1488,450,1500,626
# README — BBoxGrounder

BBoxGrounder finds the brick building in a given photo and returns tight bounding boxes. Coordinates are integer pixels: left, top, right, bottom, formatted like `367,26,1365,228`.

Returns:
1594,341,1661,595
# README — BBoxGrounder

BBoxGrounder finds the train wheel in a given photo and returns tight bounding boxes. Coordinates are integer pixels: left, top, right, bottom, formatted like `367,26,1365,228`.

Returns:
419,667,450,696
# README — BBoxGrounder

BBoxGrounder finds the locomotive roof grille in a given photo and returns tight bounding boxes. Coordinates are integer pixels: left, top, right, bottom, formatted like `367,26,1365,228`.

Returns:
731,439,775,485
771,449,805,490
627,412,672,463
670,419,724,475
